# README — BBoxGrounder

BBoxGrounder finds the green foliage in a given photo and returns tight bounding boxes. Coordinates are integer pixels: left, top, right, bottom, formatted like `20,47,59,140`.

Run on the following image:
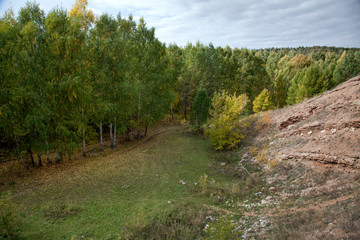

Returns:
0,192,21,238
205,91,250,150
333,51,360,85
199,173,209,194
190,89,210,130
253,89,274,113
0,2,174,162
287,64,329,105
204,215,242,240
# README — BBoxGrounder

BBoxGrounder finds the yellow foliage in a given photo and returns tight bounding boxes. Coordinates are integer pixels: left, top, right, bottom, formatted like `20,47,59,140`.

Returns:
249,146,279,169
205,91,250,150
69,0,95,30
181,118,187,125
254,112,272,132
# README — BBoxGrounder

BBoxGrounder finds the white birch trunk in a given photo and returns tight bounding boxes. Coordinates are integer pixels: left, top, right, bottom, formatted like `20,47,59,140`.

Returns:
129,114,133,141
110,123,114,148
15,136,26,167
82,108,86,157
46,139,51,164
113,118,117,148
100,122,104,152
55,150,60,164
137,93,141,139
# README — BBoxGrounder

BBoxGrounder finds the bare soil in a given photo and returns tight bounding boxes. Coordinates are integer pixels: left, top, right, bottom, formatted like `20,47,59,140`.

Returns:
239,76,360,239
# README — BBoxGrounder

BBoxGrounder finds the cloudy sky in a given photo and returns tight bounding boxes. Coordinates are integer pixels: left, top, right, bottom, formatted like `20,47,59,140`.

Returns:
1,0,360,49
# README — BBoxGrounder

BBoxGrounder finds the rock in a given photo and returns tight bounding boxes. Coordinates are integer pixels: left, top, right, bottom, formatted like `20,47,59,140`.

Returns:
269,186,276,192
308,130,313,135
265,196,272,201
331,128,337,134
220,162,226,166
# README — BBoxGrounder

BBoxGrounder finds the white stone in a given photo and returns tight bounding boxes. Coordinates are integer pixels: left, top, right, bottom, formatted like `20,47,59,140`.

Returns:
308,130,312,135
321,130,326,133
331,129,337,134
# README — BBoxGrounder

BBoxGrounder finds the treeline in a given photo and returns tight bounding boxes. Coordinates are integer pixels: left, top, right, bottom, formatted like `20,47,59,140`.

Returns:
1,0,360,166
0,1,174,166
168,43,360,115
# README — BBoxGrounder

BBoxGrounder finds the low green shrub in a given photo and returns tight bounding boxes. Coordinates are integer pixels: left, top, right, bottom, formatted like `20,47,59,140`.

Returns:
0,192,21,238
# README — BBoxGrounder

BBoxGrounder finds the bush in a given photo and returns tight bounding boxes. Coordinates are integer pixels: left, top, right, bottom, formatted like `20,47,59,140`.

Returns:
205,91,250,150
253,89,274,113
0,192,21,238
204,215,242,240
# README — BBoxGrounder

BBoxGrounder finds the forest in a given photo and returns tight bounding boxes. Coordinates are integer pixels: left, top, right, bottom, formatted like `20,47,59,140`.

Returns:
1,1,360,166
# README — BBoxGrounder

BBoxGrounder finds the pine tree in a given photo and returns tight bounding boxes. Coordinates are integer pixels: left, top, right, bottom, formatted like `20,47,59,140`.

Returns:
190,89,210,131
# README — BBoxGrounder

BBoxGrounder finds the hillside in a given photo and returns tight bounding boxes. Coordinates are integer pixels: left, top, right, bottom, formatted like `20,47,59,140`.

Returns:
239,76,360,239
267,75,360,168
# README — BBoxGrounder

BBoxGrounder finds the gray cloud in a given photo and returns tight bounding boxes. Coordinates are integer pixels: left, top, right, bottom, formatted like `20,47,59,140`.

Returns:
1,0,359,48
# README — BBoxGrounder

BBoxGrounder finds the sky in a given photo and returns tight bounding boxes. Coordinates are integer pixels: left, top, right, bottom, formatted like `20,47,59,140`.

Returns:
1,0,360,49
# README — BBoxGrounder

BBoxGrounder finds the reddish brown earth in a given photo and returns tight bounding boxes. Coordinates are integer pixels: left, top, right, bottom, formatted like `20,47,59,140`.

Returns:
271,75,360,168
240,76,360,239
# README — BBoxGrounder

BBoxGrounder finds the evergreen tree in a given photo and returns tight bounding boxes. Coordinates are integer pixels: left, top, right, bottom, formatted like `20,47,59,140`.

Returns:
190,89,210,131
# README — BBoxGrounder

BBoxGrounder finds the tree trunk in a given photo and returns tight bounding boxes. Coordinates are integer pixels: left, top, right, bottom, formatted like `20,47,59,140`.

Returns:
183,91,188,119
68,151,71,161
82,128,86,157
46,140,51,165
55,150,60,164
100,122,104,152
110,123,114,148
82,108,86,157
137,93,141,139
29,149,35,167
37,154,43,167
170,105,174,118
145,125,148,137
113,118,117,148
15,136,26,167
129,114,133,141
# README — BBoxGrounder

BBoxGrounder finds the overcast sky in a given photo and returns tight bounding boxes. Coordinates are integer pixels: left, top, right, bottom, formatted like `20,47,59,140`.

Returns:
1,0,360,49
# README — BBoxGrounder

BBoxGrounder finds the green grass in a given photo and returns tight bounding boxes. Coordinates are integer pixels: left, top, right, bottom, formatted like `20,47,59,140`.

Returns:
3,127,227,239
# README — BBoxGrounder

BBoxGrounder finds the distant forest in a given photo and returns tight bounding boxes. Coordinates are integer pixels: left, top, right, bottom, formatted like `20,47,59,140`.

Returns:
1,1,360,165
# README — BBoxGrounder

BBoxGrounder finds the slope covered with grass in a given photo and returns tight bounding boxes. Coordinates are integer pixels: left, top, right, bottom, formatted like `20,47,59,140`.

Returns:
3,125,261,239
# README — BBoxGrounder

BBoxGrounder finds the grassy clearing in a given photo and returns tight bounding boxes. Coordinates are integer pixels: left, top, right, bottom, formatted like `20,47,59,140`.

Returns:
1,125,262,239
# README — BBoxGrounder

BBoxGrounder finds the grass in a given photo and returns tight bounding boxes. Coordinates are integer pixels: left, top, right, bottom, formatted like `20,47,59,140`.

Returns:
2,125,256,239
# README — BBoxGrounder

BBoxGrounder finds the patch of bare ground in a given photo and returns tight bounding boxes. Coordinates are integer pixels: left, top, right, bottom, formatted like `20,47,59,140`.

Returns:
271,76,360,168
235,76,360,239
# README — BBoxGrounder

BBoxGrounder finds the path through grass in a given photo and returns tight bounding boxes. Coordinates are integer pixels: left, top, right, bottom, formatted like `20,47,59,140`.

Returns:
8,126,219,239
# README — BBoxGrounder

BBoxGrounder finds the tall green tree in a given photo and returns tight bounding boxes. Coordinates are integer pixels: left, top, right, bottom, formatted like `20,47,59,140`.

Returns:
190,89,210,131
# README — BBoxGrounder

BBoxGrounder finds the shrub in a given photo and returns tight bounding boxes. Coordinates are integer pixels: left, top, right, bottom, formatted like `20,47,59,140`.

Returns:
204,215,242,240
205,91,250,150
253,89,274,113
0,192,21,238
